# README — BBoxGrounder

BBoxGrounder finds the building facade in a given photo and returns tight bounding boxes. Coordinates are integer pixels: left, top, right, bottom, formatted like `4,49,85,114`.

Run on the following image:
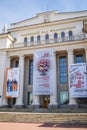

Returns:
0,10,87,108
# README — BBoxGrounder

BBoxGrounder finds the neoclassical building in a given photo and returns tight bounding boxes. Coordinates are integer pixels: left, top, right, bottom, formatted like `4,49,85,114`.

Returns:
0,10,87,108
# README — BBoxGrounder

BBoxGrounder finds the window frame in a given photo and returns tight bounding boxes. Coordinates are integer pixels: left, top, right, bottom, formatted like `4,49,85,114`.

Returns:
61,32,65,42
60,90,69,105
45,34,49,44
75,54,84,63
69,31,73,41
29,60,33,85
59,56,68,84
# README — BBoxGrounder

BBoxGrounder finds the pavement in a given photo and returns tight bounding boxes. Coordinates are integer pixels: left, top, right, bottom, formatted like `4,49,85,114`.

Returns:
0,122,87,130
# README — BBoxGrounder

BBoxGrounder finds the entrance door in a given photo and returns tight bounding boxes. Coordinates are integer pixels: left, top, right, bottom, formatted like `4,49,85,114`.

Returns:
42,95,50,108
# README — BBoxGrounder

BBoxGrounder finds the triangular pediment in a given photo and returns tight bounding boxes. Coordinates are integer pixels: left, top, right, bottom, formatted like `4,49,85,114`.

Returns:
11,10,87,29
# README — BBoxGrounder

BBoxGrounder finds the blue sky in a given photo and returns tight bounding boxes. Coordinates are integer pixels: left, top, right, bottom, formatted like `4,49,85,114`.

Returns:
0,0,87,32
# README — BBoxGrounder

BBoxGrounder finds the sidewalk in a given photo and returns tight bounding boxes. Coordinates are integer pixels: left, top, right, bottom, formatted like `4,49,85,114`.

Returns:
0,122,87,130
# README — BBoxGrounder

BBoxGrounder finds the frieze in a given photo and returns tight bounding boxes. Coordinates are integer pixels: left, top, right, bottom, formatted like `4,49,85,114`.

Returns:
21,26,76,37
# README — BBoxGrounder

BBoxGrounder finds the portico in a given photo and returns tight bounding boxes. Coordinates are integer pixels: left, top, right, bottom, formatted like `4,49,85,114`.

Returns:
0,10,87,108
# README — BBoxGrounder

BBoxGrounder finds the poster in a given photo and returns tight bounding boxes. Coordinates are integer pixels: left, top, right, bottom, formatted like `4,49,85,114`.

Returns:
33,49,55,95
69,63,87,98
5,68,19,98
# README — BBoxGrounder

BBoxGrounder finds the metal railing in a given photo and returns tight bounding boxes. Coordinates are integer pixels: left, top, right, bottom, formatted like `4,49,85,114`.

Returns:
10,34,87,48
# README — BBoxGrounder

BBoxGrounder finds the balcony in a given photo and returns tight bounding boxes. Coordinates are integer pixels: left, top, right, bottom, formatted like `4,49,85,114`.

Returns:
10,34,87,48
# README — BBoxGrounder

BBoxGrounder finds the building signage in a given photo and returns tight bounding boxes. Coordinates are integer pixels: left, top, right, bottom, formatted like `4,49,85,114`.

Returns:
5,68,19,98
21,26,75,37
33,49,55,95
69,63,87,98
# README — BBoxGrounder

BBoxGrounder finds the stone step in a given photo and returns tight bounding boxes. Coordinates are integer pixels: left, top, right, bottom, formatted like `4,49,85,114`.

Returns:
0,112,87,124
0,107,87,113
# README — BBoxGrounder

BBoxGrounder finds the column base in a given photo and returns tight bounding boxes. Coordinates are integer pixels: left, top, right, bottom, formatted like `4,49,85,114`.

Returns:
31,104,40,109
13,105,25,108
48,104,58,109
1,105,9,108
59,104,78,108
69,98,77,105
78,104,87,108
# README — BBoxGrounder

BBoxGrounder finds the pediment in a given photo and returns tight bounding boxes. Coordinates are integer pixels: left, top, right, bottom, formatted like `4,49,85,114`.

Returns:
10,10,87,29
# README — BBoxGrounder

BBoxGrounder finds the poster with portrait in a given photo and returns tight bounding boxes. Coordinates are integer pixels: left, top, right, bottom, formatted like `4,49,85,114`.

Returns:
5,68,19,98
33,49,55,95
69,63,87,98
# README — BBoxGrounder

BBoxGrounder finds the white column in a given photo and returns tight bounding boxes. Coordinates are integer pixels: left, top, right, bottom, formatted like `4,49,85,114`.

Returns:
68,50,77,105
2,57,10,106
49,51,58,107
15,55,24,105
32,95,40,106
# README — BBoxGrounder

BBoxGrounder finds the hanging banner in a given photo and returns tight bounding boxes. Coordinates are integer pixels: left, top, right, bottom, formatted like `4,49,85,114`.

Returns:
33,49,55,95
69,63,87,98
5,68,19,98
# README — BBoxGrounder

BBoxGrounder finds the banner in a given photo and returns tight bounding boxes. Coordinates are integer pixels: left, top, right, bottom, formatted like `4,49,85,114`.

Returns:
33,49,55,95
5,68,19,98
69,63,87,98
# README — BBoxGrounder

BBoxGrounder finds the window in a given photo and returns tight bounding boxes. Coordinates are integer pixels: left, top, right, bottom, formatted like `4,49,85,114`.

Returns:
75,54,84,63
15,60,19,67
27,92,33,105
69,31,73,41
59,56,68,83
61,32,65,42
45,34,49,44
24,37,28,46
30,36,34,44
54,33,58,42
29,60,33,85
24,37,27,43
37,35,41,44
60,91,69,105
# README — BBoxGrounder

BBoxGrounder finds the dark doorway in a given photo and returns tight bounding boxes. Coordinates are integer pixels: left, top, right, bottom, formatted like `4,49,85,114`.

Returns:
8,98,16,107
40,95,50,108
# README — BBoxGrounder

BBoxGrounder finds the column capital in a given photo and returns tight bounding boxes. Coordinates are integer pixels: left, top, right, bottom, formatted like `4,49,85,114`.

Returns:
18,54,25,58
7,56,11,58
53,50,57,55
7,56,10,61
67,49,74,53
6,56,11,68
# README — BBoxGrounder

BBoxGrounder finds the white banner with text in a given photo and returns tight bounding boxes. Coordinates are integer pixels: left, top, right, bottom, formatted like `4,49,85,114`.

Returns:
33,49,55,95
69,63,87,98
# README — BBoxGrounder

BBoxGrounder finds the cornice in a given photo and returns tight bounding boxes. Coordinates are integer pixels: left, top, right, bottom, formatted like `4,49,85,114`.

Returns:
0,33,14,42
7,39,87,53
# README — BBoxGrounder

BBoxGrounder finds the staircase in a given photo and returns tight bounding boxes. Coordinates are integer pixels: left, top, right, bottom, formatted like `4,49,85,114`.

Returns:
0,107,87,124
0,112,87,124
0,107,87,113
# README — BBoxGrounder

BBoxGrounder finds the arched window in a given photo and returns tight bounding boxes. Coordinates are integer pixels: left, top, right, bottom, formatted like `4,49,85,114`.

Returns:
69,31,73,41
24,37,27,46
45,34,49,44
54,33,58,42
37,35,41,44
61,32,65,42
30,36,34,45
